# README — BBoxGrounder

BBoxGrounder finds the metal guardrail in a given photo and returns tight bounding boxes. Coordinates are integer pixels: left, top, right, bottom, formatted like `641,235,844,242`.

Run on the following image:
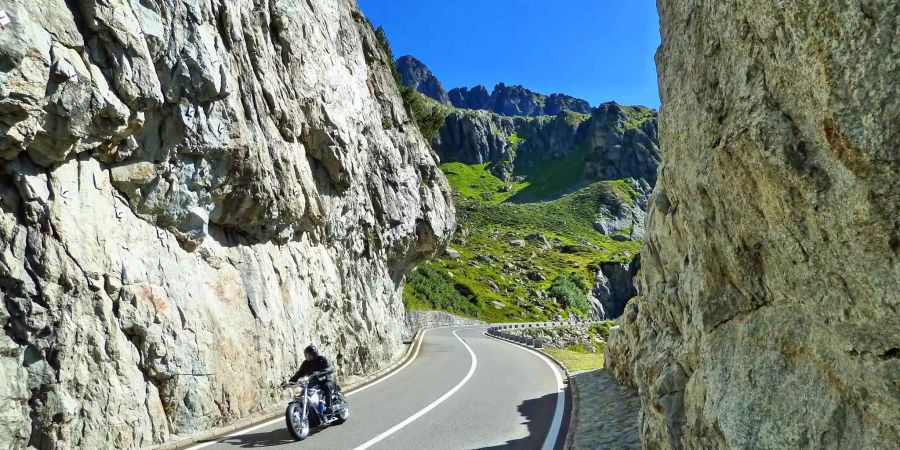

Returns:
485,320,606,349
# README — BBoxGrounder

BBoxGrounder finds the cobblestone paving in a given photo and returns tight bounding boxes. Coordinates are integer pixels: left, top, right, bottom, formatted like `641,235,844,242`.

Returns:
569,369,642,450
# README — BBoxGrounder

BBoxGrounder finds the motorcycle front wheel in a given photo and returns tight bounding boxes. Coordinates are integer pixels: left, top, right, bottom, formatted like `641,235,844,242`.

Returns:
285,403,310,440
335,394,350,425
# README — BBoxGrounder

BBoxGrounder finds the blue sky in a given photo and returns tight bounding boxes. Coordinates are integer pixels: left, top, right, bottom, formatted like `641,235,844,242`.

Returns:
358,1,661,108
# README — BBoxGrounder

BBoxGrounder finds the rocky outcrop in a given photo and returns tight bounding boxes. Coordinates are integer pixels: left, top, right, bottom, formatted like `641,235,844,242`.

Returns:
593,178,653,242
395,55,450,104
606,1,900,449
0,1,454,448
435,103,661,188
435,110,516,166
448,82,592,116
590,256,640,319
580,103,661,185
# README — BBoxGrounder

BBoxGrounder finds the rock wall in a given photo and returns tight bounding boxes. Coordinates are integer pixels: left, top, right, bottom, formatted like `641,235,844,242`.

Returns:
403,310,484,341
607,1,900,449
435,103,660,185
0,0,454,448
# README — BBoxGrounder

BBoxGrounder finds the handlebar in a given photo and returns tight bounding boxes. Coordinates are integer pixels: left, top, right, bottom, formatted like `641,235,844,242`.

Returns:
280,377,309,388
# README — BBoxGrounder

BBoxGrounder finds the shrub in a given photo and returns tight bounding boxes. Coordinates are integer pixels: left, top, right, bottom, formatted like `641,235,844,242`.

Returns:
405,266,479,317
588,321,616,341
549,273,590,314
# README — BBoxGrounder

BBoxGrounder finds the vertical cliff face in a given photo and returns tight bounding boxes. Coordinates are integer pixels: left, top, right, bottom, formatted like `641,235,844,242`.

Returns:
607,1,900,449
0,0,454,448
434,103,660,192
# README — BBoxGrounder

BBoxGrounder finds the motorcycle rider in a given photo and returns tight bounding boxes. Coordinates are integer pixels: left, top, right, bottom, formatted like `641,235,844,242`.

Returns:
286,345,337,413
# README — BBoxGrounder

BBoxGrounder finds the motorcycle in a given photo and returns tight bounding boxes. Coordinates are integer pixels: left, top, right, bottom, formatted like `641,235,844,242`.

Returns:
281,376,350,440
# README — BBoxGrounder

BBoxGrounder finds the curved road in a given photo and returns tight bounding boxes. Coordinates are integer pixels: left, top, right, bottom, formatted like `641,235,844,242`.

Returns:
187,327,568,450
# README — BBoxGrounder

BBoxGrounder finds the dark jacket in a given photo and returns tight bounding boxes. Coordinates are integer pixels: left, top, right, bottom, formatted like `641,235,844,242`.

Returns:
289,355,334,383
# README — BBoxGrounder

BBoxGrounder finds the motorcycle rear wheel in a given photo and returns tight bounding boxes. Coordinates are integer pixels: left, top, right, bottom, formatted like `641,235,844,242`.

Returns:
285,403,310,440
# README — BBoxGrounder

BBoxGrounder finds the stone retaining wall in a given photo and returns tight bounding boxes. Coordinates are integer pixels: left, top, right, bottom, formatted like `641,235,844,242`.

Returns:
403,311,485,340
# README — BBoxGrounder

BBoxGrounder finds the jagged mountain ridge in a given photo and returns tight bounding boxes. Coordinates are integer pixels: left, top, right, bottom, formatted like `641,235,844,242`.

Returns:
395,55,592,117
448,83,592,117
394,56,660,200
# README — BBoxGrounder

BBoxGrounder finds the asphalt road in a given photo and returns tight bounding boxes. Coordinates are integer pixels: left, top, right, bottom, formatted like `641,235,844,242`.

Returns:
187,327,568,450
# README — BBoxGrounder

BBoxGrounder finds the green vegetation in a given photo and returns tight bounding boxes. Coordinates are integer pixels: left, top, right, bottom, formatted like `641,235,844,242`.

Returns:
542,348,605,372
564,111,591,126
508,132,525,145
398,88,448,143
619,105,656,131
404,266,479,317
403,164,641,322
549,274,590,315
439,162,527,205
371,21,650,324
507,143,592,201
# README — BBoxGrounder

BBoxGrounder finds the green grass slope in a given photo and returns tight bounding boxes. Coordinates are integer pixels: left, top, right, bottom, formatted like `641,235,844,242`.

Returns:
405,163,641,322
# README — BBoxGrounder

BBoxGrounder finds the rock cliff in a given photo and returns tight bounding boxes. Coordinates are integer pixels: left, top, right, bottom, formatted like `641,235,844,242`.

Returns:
0,0,454,448
448,82,592,117
395,55,450,104
435,102,660,193
606,1,900,449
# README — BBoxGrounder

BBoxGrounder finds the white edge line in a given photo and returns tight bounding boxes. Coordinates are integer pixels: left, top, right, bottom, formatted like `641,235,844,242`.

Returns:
489,334,566,450
351,328,478,450
184,329,431,450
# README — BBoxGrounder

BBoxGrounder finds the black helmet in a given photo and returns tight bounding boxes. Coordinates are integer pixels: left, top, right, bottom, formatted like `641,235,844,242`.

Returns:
304,345,319,357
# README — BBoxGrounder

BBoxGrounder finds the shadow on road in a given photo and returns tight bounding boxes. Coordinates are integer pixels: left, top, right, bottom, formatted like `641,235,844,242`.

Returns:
214,425,335,448
478,390,569,450
214,427,296,448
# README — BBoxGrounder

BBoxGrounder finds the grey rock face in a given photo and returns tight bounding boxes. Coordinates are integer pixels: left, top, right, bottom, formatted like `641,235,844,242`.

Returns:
0,1,454,448
434,104,661,189
448,85,491,111
593,178,653,242
606,1,900,449
395,55,450,104
590,256,640,319
581,103,661,185
448,83,592,117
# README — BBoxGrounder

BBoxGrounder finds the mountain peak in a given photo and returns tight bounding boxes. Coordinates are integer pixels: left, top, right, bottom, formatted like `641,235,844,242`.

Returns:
395,55,450,104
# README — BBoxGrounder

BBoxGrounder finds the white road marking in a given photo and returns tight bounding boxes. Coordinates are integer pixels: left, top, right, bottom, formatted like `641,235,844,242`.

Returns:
351,328,478,450
184,329,429,450
345,328,428,397
492,336,566,450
